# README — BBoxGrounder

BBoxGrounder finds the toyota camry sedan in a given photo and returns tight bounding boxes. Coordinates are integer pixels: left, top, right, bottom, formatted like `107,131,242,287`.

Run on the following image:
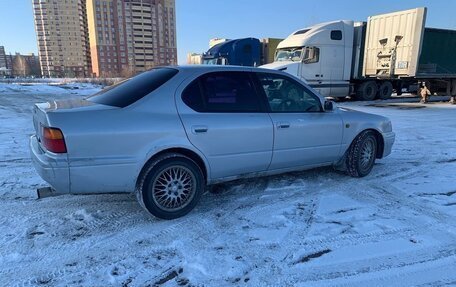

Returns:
30,66,395,219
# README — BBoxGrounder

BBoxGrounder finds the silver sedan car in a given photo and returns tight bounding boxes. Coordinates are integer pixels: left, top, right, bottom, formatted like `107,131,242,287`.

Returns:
30,66,395,219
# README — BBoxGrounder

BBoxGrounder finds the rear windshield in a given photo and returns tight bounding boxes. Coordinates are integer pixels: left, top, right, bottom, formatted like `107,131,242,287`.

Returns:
87,67,178,107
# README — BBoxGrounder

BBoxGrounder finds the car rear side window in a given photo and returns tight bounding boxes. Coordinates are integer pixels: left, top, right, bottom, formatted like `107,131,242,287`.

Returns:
88,68,178,107
182,80,205,112
182,72,262,113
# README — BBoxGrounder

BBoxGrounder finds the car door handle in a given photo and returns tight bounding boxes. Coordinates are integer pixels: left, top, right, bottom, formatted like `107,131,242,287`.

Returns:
277,122,290,129
192,125,208,134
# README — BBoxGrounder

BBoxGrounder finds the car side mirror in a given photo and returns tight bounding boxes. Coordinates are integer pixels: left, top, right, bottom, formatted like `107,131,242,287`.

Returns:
324,100,334,111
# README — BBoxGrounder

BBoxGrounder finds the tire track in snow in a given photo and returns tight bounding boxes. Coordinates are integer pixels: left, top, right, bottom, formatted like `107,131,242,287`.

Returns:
219,181,322,284
102,178,275,285
215,166,455,284
262,179,452,285
344,181,455,228
11,179,272,286
26,177,299,286
280,243,456,285
7,162,453,286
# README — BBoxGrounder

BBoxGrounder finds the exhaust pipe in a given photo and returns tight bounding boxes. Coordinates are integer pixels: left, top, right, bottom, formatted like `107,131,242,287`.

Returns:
37,187,64,199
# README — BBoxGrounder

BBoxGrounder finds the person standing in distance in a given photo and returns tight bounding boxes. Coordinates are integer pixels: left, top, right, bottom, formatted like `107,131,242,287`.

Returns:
420,82,431,104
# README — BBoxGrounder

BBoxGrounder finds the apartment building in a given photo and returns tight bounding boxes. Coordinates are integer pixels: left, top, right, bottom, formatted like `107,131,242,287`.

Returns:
87,0,177,77
0,46,7,69
0,46,10,76
32,0,176,78
32,0,92,77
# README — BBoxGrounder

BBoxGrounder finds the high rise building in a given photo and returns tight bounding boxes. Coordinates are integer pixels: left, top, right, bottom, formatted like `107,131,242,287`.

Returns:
32,0,177,78
0,46,7,69
86,0,177,77
0,46,10,76
32,0,92,77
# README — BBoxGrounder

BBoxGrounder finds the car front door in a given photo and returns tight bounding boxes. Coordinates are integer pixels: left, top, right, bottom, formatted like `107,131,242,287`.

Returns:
176,71,273,180
255,72,343,170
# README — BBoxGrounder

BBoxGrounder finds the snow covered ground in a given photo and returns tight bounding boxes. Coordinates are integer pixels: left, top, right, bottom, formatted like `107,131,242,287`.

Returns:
0,83,455,286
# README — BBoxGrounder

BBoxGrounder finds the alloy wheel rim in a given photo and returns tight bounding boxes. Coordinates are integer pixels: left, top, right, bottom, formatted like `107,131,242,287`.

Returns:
360,138,375,171
151,166,196,212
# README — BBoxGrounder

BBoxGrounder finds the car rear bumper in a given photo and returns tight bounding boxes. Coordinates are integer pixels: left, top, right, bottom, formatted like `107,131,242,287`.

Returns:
382,131,395,158
29,135,70,193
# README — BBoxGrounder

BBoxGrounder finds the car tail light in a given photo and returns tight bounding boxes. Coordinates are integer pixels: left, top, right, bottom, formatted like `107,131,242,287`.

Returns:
41,126,67,153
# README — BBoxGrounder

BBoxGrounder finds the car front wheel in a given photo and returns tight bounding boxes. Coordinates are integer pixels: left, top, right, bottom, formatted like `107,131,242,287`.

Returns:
346,131,377,177
137,153,204,219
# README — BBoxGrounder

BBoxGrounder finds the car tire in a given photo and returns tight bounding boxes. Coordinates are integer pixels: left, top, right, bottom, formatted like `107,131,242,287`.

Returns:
377,81,393,99
137,153,204,220
355,81,378,101
346,131,377,178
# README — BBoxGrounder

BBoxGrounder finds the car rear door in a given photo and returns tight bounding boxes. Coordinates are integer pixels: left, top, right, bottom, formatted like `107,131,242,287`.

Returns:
255,72,343,170
176,71,273,180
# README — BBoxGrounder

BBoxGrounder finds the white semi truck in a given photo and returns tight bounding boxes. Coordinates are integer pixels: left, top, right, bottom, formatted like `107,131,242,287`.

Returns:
262,7,456,100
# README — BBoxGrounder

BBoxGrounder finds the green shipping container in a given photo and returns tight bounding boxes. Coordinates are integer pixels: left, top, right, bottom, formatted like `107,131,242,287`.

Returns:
417,28,456,78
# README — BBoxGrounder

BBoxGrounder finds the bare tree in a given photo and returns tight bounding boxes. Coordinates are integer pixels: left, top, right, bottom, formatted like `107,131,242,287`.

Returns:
12,55,30,77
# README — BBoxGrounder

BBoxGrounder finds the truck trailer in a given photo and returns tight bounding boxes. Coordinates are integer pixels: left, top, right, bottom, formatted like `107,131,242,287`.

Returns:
262,7,456,100
201,38,282,67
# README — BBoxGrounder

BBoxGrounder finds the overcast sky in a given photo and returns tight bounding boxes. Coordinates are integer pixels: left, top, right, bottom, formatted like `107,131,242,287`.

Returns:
1,0,455,64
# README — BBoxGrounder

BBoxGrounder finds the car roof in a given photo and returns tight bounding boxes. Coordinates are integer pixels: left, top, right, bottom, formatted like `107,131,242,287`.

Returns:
162,65,325,103
168,65,280,74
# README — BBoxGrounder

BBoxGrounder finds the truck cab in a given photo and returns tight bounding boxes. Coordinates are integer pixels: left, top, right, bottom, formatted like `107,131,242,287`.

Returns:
202,38,262,67
262,20,355,98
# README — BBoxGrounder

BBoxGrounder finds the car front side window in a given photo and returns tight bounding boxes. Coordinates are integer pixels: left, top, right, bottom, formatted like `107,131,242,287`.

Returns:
256,73,322,113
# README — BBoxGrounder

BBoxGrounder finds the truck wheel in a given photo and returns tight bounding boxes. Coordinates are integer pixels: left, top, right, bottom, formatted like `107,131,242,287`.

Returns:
377,81,393,99
355,81,378,101
137,153,204,219
346,131,377,178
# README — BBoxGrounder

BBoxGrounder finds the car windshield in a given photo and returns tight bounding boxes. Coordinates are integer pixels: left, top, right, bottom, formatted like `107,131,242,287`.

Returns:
275,48,303,62
87,68,178,108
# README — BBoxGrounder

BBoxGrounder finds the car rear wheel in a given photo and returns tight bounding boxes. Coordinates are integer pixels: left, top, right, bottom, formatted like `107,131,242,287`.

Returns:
137,153,204,219
346,131,377,177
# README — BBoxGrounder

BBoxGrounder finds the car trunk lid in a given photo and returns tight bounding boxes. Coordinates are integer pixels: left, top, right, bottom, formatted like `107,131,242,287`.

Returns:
32,99,117,148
